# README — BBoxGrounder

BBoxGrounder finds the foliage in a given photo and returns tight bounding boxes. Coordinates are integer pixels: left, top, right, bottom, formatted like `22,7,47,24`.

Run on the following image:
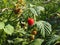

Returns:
0,0,60,45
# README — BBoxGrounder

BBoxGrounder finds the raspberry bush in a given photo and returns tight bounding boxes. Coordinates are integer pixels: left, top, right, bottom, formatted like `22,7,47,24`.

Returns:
0,0,60,45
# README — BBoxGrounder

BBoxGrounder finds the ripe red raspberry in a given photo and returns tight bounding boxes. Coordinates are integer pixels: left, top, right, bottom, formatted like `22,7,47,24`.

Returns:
28,18,34,26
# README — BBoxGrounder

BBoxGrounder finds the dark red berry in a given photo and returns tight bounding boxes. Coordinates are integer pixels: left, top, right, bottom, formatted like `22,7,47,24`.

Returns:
14,8,20,14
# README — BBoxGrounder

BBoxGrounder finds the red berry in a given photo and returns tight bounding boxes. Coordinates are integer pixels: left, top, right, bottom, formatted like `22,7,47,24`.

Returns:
28,18,34,26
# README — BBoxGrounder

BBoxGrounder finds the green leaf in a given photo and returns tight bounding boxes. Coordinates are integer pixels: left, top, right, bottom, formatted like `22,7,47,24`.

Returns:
30,8,38,16
30,39,44,45
3,0,7,4
36,6,45,15
57,8,60,13
30,6,45,16
36,21,52,37
22,41,28,45
0,22,5,29
15,28,26,34
7,40,13,43
4,24,14,35
45,35,60,45
13,38,23,44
